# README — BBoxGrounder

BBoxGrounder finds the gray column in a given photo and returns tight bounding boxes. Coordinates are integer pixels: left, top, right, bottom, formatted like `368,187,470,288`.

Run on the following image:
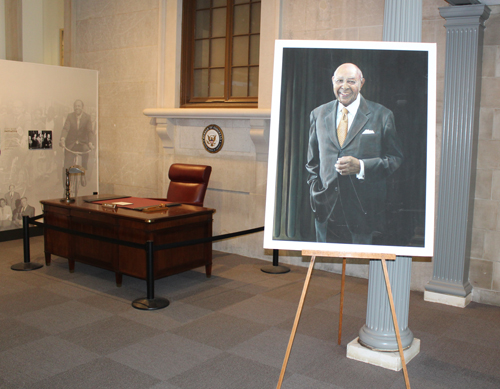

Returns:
359,258,413,350
383,0,422,42
425,5,490,299
357,0,422,351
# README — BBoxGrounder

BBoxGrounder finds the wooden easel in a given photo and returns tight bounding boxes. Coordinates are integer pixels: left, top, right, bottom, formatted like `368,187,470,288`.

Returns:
276,251,411,389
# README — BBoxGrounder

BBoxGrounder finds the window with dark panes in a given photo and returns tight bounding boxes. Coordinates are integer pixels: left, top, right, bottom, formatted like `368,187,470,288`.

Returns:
181,0,261,107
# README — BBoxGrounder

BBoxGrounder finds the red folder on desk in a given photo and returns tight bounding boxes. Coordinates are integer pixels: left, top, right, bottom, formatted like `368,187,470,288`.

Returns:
94,197,180,211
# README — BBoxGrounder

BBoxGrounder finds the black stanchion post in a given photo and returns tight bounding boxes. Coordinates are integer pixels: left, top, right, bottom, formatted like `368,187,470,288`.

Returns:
132,240,170,310
261,249,290,274
11,215,43,271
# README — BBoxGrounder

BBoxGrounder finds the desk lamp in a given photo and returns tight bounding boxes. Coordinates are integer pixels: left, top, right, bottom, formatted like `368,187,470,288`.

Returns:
61,165,85,203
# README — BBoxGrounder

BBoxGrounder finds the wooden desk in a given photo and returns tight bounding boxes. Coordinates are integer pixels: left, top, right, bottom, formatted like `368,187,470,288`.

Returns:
41,197,215,286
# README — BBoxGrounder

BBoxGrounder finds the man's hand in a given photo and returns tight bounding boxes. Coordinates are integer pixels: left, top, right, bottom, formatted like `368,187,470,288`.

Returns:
89,142,95,150
59,137,65,148
335,156,360,175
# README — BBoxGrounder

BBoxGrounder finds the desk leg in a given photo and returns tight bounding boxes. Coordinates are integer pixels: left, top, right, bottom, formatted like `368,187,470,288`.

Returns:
115,273,122,287
45,252,51,266
68,259,75,273
205,264,212,278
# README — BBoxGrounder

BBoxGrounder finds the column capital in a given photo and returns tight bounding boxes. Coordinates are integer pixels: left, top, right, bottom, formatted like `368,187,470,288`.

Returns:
439,4,491,27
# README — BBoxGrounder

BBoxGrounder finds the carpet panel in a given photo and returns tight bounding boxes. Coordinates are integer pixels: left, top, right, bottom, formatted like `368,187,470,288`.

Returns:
229,327,341,375
422,336,500,378
8,267,55,287
178,286,256,311
175,282,244,302
216,263,280,284
40,279,97,300
41,256,110,279
227,327,292,369
27,357,161,389
401,352,500,389
220,294,299,326
219,277,281,295
443,314,500,350
68,272,124,293
104,283,149,302
0,318,51,352
408,303,458,337
141,300,213,325
107,332,223,381
16,300,114,335
58,316,166,355
76,292,133,314
148,382,183,389
276,306,361,343
262,280,340,306
282,373,343,389
313,289,367,319
0,287,70,316
167,352,281,389
153,273,224,299
0,335,100,386
0,272,39,296
335,313,368,345
118,306,185,332
170,311,270,350
302,349,400,389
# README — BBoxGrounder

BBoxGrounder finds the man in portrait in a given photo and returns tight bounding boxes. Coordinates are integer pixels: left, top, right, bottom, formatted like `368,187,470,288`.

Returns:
13,197,35,227
306,63,404,245
60,100,94,186
5,184,21,210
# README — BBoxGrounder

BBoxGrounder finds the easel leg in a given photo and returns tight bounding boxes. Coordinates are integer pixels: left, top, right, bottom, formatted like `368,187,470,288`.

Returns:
338,257,346,345
381,258,411,389
276,255,316,389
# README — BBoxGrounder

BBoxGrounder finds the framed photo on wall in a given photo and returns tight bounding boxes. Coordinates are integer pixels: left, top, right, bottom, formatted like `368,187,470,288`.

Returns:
264,40,437,257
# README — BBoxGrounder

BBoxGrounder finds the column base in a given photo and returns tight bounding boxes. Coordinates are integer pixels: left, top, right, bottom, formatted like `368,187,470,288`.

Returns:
424,290,472,308
347,337,420,372
358,324,413,351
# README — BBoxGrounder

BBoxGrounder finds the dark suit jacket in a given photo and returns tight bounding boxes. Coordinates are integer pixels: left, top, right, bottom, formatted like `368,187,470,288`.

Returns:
13,205,35,223
306,95,403,234
61,112,94,151
5,191,20,209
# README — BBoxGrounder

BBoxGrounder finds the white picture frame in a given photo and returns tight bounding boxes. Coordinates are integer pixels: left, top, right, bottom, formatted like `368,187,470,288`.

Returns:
264,40,437,257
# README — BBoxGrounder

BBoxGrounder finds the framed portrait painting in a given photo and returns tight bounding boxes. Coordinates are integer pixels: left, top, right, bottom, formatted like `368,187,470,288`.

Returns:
264,40,437,257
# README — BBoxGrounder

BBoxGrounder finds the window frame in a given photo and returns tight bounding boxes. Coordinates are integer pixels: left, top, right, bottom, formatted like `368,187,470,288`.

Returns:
180,0,260,108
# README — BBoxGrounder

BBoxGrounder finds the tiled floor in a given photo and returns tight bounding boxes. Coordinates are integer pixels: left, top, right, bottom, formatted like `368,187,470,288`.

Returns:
1,236,500,388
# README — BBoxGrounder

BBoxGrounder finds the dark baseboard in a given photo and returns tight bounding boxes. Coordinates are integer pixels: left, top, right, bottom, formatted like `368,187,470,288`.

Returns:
0,227,44,242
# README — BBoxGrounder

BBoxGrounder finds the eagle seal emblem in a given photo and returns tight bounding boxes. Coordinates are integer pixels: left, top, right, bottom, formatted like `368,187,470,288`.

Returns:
202,124,224,153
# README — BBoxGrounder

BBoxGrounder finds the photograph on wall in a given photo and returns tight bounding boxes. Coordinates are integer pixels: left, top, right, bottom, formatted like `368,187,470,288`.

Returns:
264,40,436,257
0,60,98,233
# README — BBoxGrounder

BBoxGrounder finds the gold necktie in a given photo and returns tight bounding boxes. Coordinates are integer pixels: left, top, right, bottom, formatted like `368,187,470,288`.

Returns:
337,107,348,147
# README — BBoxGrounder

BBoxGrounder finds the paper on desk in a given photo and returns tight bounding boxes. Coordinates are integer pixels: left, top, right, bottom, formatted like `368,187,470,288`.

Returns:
112,202,134,206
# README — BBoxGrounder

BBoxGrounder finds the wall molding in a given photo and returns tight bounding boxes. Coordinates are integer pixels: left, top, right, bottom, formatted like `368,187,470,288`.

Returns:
143,108,271,160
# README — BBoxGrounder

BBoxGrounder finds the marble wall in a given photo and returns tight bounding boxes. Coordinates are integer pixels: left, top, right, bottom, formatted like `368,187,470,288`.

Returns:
73,0,161,198
71,0,500,304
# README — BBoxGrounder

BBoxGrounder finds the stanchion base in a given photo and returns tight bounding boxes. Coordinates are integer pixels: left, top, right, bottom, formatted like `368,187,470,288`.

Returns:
261,264,290,274
132,297,170,310
11,262,43,271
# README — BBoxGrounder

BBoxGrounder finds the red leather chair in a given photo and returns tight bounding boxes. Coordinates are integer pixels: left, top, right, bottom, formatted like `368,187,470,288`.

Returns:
165,163,212,206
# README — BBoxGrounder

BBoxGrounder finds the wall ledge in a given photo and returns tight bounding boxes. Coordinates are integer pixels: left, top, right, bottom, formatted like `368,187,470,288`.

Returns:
143,108,271,120
143,108,272,161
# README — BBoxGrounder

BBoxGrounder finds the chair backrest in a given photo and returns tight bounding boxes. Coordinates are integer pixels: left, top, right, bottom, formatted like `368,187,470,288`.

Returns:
166,163,212,206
